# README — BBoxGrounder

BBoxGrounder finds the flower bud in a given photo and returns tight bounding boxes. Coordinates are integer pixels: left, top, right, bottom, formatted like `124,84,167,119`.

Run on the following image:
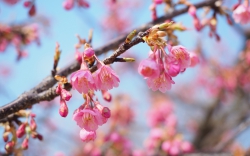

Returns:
22,138,29,150
189,53,199,67
61,89,72,101
56,84,62,94
188,5,196,17
3,131,9,142
23,1,32,7
37,133,43,141
63,0,74,10
80,129,96,142
84,47,95,58
75,50,82,64
30,117,37,131
102,107,111,118
5,141,15,153
59,99,68,117
17,123,26,138
102,90,112,102
28,4,36,16
30,113,36,118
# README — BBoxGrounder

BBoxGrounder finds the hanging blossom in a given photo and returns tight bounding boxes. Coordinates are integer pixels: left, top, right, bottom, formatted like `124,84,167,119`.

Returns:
70,43,118,142
233,1,250,24
73,95,111,142
71,46,120,93
139,22,199,93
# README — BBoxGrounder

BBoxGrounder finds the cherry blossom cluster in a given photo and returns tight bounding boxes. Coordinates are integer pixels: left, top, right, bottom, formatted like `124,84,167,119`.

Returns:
71,94,135,156
54,40,120,142
2,110,42,154
2,0,36,16
142,100,193,156
197,39,250,96
0,23,40,60
138,22,199,93
63,0,89,10
101,0,139,36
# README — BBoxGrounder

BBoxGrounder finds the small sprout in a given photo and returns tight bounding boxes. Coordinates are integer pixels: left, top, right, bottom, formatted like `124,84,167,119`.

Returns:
125,30,137,43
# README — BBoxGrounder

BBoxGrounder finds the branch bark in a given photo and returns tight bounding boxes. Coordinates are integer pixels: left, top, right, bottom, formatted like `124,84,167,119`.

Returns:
0,0,218,120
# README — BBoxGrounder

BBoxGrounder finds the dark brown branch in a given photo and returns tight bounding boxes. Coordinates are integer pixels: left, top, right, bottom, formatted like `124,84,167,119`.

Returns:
0,0,219,120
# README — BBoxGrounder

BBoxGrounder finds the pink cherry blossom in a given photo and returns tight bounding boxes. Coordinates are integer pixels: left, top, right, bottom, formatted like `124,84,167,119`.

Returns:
154,0,163,5
79,129,96,142
138,58,160,78
146,73,175,93
164,56,180,77
188,5,197,17
21,138,29,150
16,123,26,138
84,47,95,58
70,69,96,94
63,0,74,10
73,108,103,131
60,88,72,101
59,98,68,117
233,4,250,24
189,52,200,67
93,65,120,91
168,45,190,72
101,90,112,102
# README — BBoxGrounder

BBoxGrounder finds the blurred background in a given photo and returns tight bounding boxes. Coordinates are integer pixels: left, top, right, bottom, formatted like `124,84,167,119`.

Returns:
1,0,250,155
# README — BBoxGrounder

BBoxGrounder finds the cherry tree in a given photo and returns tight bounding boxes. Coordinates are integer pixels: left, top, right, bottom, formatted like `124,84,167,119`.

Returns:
1,0,250,155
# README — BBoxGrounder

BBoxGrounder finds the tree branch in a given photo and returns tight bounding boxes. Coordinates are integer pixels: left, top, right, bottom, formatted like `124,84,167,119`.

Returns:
0,0,218,120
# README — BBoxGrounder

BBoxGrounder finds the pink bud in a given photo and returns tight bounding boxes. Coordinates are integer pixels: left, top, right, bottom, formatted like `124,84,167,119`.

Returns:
61,89,72,101
189,53,199,67
37,133,43,141
30,113,36,118
21,138,29,150
188,5,197,17
181,141,193,153
79,129,96,142
5,141,15,153
84,47,95,58
23,1,32,7
59,99,68,117
28,4,36,16
154,0,163,4
75,50,82,64
63,0,74,10
193,17,201,31
150,4,157,20
17,123,26,138
78,0,89,8
30,117,37,131
101,90,112,102
102,107,111,118
56,85,62,94
226,14,233,25
3,132,9,142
